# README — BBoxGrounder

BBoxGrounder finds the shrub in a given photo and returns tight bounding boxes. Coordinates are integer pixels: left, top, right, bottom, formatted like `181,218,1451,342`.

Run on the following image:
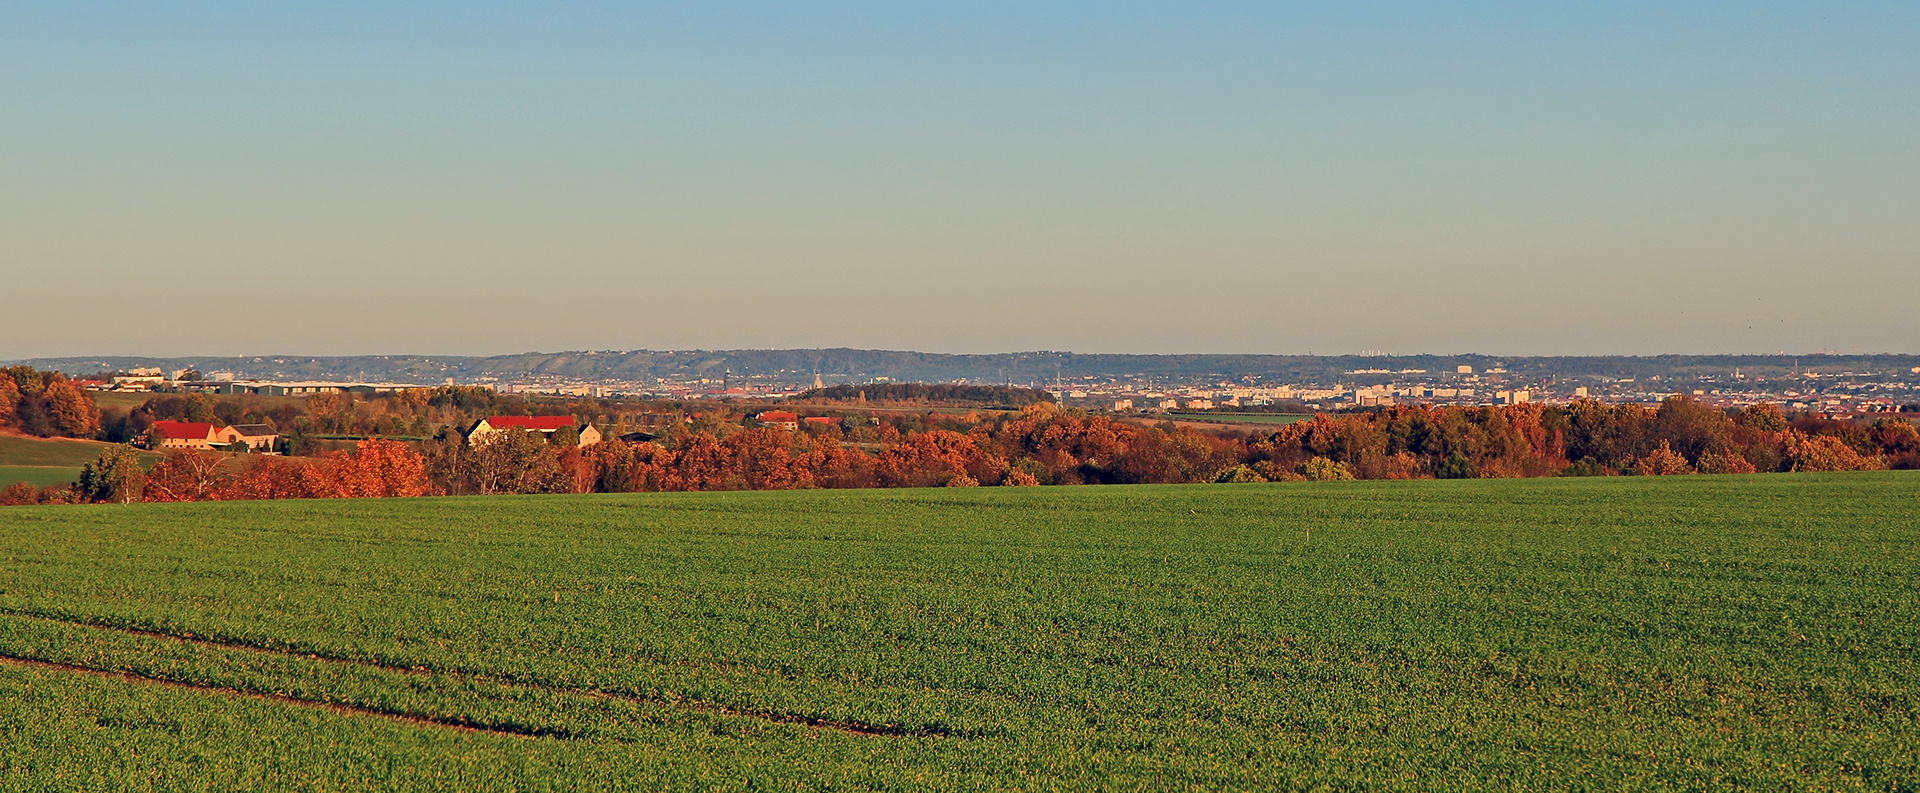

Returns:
1559,457,1617,477
1635,442,1694,476
1,482,38,506
1695,450,1757,475
1298,457,1354,481
1435,453,1477,480
1210,465,1266,484
1784,431,1883,472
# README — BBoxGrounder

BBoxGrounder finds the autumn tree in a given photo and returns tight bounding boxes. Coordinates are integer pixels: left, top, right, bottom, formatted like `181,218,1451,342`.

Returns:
1,482,37,506
220,456,309,500
468,427,563,494
316,439,431,498
1869,418,1920,469
1635,441,1694,475
144,449,230,502
1650,396,1733,467
1564,400,1653,471
1783,431,1883,472
1736,403,1788,432
0,376,16,428
4,367,44,396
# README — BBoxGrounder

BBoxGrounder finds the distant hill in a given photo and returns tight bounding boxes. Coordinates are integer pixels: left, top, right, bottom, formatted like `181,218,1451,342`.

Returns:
9,349,1920,385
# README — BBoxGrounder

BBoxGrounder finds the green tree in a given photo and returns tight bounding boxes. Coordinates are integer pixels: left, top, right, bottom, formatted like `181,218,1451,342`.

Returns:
5,366,45,396
1736,403,1788,432
78,445,146,503
551,424,581,447
1435,453,1478,479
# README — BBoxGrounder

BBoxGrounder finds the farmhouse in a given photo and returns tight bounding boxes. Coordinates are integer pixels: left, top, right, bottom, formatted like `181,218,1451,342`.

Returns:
149,420,222,449
225,424,279,452
467,416,601,446
755,411,800,431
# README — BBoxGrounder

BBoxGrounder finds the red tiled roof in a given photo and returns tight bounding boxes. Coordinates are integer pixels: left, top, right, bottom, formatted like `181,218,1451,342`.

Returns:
151,420,216,439
757,411,799,422
487,415,576,431
803,416,835,424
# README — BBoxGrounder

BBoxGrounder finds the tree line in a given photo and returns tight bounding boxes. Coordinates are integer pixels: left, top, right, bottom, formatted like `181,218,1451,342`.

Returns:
9,395,1913,506
0,367,101,439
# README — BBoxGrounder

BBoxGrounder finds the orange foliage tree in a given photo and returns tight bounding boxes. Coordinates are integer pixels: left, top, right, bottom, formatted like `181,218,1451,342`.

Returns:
144,449,230,502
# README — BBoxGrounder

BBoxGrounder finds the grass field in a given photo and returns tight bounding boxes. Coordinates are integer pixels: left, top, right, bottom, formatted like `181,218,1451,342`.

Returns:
1166,411,1313,425
0,434,162,489
1,474,1916,789
86,391,160,411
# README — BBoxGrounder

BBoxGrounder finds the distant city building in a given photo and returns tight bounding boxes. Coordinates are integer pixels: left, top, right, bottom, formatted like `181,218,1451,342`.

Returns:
1112,399,1133,411
111,373,165,387
1457,365,1473,374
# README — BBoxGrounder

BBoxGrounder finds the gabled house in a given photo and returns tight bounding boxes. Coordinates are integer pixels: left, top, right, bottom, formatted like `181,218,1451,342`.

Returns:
225,424,279,452
150,420,221,449
467,416,601,446
755,411,800,431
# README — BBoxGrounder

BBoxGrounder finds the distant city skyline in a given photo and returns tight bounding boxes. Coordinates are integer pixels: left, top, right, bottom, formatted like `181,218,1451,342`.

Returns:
3,3,1916,358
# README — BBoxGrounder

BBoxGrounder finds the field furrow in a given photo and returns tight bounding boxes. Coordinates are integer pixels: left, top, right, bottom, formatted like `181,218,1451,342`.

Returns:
2,474,1917,789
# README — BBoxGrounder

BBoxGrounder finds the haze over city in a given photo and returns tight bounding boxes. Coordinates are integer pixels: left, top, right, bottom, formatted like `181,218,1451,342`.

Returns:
4,2,1916,358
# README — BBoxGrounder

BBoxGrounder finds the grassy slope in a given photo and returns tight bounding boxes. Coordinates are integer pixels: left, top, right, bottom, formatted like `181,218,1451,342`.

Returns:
0,467,88,489
87,391,159,411
0,434,137,468
0,435,164,489
0,475,1916,789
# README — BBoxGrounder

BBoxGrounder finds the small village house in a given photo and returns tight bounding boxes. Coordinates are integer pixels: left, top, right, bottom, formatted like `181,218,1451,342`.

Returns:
467,416,601,446
224,424,280,452
755,411,800,431
149,421,222,449
149,421,279,451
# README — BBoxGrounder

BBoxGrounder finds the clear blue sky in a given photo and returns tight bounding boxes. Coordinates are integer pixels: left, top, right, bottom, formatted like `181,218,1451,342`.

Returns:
3,2,1915,357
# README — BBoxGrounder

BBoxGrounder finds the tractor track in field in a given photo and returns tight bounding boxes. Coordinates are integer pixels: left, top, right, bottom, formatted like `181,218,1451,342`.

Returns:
0,608,944,738
0,652,560,738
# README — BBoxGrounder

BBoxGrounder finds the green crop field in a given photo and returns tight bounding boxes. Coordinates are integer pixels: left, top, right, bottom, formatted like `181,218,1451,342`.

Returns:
0,466,88,489
1,474,1916,789
0,435,163,489
1167,411,1312,425
87,391,161,411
